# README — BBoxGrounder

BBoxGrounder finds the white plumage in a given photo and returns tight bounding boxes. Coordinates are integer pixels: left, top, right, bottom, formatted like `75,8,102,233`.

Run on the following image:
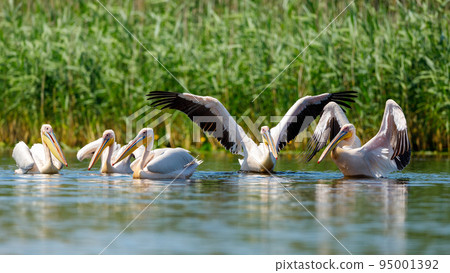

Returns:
12,124,68,174
114,128,202,179
147,90,357,172
306,100,411,178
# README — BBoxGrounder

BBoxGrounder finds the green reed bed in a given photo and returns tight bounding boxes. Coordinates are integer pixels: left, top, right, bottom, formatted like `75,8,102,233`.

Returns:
0,0,448,152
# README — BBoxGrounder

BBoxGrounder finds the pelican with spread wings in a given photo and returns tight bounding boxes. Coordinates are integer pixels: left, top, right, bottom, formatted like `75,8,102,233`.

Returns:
304,100,411,178
12,124,68,174
147,91,357,173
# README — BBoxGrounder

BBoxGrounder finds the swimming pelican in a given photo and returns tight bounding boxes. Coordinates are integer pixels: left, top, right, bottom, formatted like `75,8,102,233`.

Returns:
12,124,68,174
147,91,357,172
304,99,411,178
77,129,144,174
112,128,201,179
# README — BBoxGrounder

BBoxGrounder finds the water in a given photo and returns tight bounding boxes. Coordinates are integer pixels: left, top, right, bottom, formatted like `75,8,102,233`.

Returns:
0,151,448,254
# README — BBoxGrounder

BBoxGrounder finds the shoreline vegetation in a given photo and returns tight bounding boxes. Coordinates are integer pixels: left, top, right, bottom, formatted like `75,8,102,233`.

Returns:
0,0,448,153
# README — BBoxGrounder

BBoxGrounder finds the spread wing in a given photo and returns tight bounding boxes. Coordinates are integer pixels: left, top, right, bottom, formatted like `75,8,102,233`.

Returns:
270,91,357,152
303,102,350,162
147,91,256,155
363,99,411,170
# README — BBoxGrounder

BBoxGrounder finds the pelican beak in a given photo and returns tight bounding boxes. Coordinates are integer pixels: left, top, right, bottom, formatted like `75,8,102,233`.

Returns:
88,137,113,170
42,131,68,167
112,133,149,166
263,130,278,160
317,130,349,164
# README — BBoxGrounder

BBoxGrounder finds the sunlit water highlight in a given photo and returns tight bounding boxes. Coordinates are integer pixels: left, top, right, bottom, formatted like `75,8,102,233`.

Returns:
0,151,448,254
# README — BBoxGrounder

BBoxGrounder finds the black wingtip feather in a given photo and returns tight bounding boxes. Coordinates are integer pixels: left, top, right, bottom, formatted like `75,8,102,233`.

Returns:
146,90,243,154
394,144,411,170
329,90,357,109
333,101,351,109
333,90,358,95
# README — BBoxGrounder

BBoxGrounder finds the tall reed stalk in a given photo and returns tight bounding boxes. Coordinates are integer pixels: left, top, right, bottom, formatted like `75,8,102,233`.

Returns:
0,0,448,152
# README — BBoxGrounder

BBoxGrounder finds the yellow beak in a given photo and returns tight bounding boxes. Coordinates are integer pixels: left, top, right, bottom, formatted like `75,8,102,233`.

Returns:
263,130,278,160
112,134,148,166
317,130,349,164
88,137,113,170
42,131,68,167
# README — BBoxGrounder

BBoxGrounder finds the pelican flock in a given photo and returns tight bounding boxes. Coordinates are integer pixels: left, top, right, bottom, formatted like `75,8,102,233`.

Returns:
112,128,202,179
304,99,411,178
77,129,144,174
11,94,411,179
147,90,357,173
12,124,68,174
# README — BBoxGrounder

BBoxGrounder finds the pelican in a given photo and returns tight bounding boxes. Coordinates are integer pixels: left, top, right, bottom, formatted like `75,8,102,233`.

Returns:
12,124,68,174
112,128,201,179
147,91,357,172
77,129,144,174
304,99,411,178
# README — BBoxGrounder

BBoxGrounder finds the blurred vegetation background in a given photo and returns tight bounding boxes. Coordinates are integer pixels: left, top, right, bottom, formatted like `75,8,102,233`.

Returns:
0,0,448,153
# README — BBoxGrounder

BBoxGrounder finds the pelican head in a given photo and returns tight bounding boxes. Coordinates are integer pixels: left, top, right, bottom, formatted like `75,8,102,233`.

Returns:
112,128,154,166
41,124,68,167
88,130,115,170
318,124,355,163
260,126,278,160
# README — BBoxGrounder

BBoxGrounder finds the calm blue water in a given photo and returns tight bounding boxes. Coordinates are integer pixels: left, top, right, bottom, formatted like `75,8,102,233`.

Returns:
0,151,448,254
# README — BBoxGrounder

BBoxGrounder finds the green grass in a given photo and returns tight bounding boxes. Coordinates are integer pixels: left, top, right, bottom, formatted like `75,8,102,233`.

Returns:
0,0,448,152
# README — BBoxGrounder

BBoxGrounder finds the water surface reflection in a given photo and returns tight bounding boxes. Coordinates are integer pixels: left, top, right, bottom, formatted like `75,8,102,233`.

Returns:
315,178,408,254
0,152,448,254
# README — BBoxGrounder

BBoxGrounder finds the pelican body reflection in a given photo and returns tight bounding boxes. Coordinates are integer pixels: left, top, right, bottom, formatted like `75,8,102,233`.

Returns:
315,178,408,254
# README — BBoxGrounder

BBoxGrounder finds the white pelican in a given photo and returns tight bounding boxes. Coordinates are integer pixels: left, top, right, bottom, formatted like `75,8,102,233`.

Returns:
12,124,68,174
77,129,144,174
112,128,201,179
305,99,411,178
147,91,357,172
